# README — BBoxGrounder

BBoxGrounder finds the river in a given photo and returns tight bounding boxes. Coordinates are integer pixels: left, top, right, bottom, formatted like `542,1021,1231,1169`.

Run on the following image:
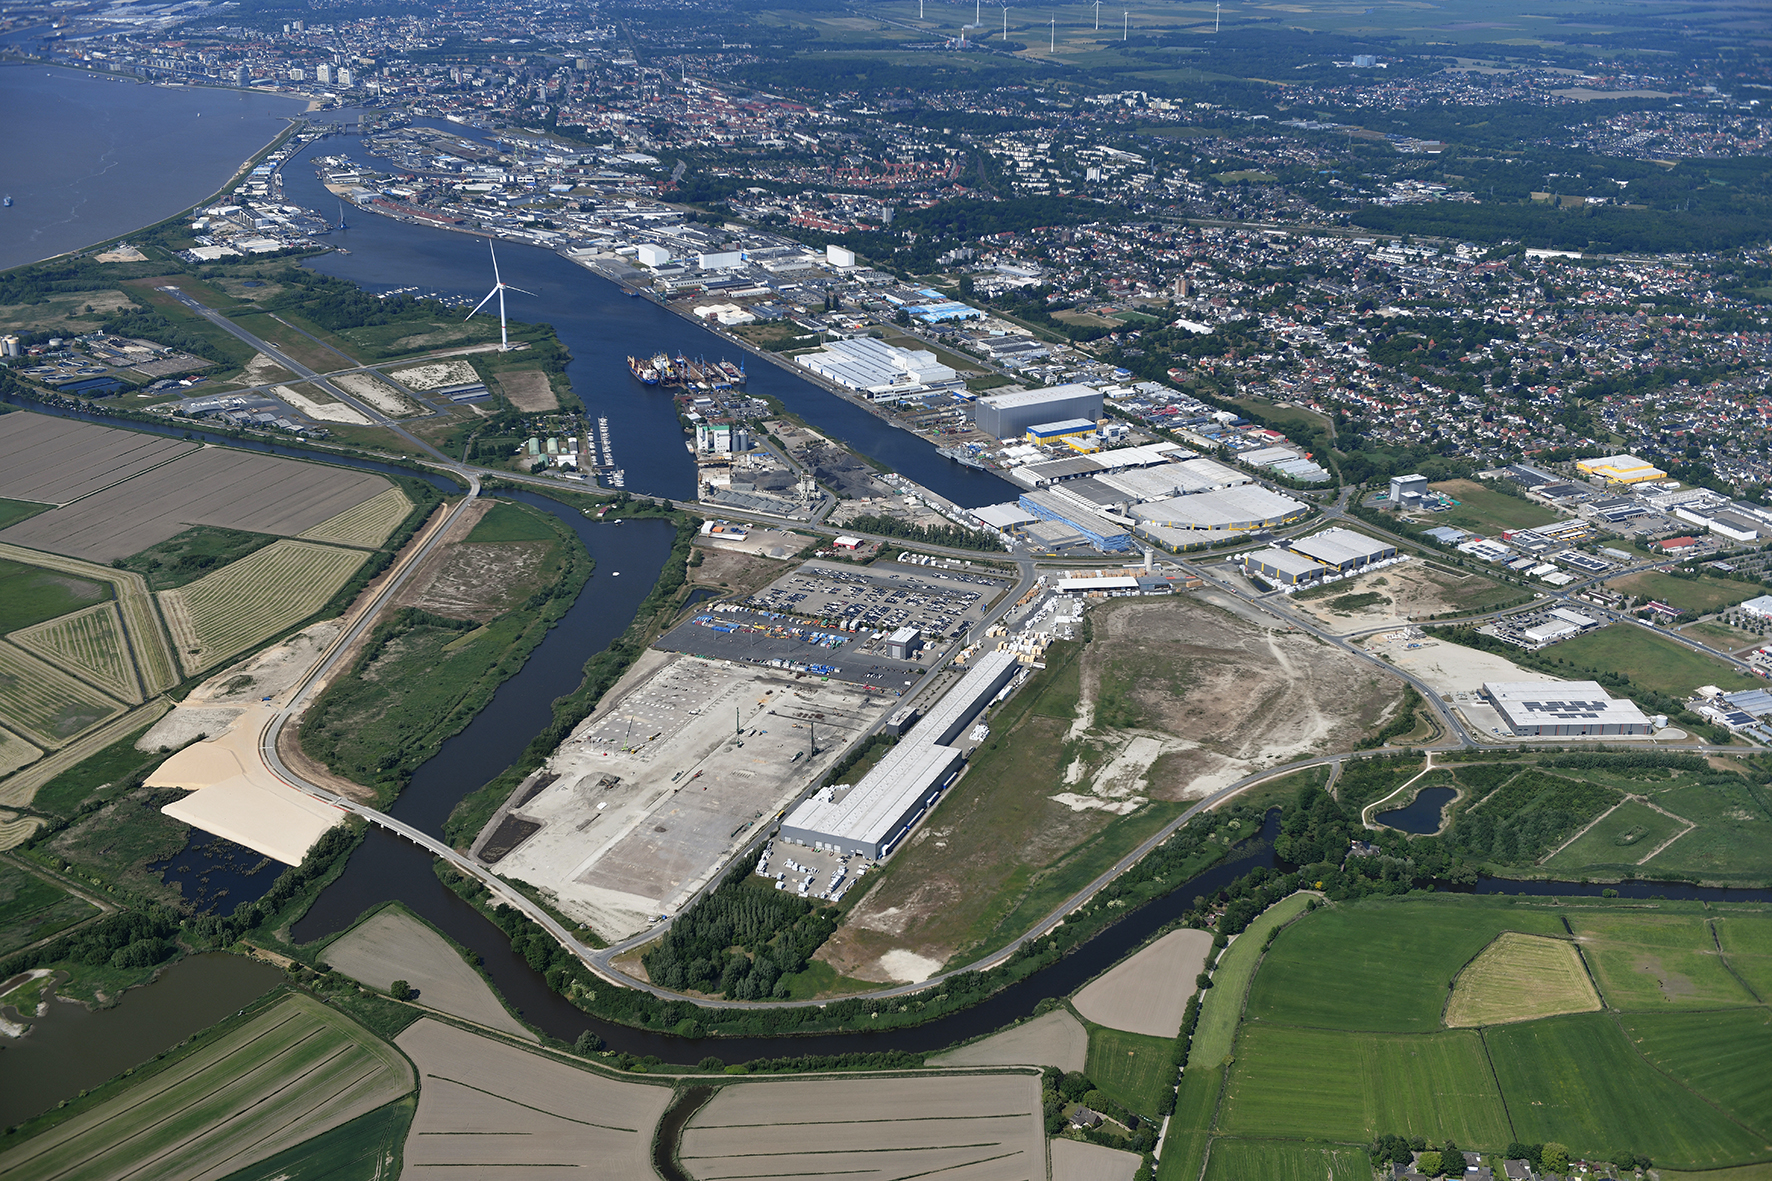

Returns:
0,64,307,271
273,124,1018,508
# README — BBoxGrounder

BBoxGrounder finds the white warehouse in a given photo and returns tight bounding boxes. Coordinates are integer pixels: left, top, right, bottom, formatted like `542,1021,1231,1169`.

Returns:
779,650,1021,860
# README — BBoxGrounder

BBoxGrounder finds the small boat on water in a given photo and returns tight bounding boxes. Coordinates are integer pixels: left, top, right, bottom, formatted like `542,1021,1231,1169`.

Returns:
627,354,660,385
2,197,11,208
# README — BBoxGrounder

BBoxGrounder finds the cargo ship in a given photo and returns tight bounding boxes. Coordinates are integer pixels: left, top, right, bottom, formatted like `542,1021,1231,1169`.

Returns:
627,355,660,385
938,445,988,471
718,359,746,385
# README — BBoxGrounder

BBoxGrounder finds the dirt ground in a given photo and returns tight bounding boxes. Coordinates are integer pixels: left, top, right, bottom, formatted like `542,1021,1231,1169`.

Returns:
391,500,552,622
689,545,789,598
681,1073,1044,1181
818,594,1402,981
1073,927,1213,1038
928,1009,1088,1071
1052,1139,1142,1181
395,1019,670,1179
1292,560,1510,634
497,369,557,411
321,909,533,1040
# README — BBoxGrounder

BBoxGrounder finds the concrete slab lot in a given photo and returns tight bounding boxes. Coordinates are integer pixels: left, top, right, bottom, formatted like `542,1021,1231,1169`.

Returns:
321,907,535,1040
682,1073,1046,1181
0,419,391,562
396,1018,671,1180
1074,928,1214,1038
493,653,887,937
656,607,929,688
930,1009,1090,1071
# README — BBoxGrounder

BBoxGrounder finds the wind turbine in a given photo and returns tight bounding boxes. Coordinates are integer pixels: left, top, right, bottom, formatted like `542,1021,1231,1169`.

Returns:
1050,17,1055,50
1123,9,1128,38
1215,1,1221,32
1002,3,1008,35
1094,0,1100,29
465,240,534,352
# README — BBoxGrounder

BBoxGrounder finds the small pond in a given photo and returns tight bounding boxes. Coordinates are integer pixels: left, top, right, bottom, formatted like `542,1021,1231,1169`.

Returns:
1375,785,1458,834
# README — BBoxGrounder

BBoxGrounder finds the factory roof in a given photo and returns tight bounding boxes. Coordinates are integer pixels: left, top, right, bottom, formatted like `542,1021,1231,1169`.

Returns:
1130,485,1307,531
976,383,1102,409
1246,546,1328,579
1289,527,1396,568
1484,681,1651,728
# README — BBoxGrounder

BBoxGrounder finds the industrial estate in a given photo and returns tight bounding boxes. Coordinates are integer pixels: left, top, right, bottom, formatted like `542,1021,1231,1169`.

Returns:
2,0,1771,1177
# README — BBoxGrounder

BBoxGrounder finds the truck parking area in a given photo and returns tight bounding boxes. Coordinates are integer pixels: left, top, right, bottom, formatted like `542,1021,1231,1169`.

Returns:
742,559,1007,643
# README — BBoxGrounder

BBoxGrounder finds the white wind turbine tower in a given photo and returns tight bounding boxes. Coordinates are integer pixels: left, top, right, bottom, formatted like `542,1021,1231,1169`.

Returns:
1094,0,1101,30
466,240,534,352
1215,1,1221,31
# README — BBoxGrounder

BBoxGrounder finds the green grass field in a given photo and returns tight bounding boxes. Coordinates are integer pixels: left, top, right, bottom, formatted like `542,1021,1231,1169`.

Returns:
0,994,413,1181
1203,1139,1374,1181
1485,1011,1768,1168
0,557,112,633
216,1096,414,1181
1685,621,1764,652
28,721,161,817
1543,800,1688,874
0,642,125,747
1621,1009,1772,1137
1155,1065,1221,1181
1085,1024,1178,1118
0,498,52,531
1188,895,1312,1070
467,500,558,542
1712,913,1772,1000
1629,779,1772,884
1614,570,1755,616
1246,898,1567,1032
1428,479,1561,533
117,525,280,591
1567,911,1758,1009
10,603,141,704
1220,1024,1512,1146
1550,625,1761,695
0,860,98,958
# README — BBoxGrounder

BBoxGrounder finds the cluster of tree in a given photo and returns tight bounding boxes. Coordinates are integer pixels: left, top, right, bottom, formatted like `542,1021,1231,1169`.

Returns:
821,732,896,788
640,855,840,1000
840,514,1001,552
1446,771,1618,865
99,307,233,366
1369,1134,1466,1174
1541,751,1706,775
1358,686,1424,750
1039,1067,1158,1152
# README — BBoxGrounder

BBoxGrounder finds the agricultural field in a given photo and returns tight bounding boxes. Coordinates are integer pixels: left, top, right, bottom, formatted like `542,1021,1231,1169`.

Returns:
0,860,99,957
0,994,413,1181
116,525,279,591
0,642,126,748
1443,932,1600,1026
1074,926,1213,1038
0,498,51,531
320,907,532,1039
159,540,368,675
1542,799,1690,873
0,413,196,507
1084,1025,1178,1118
0,432,392,564
1713,912,1772,999
0,727,41,778
1426,479,1561,534
1188,894,1313,1071
682,1072,1044,1181
929,1009,1089,1071
1621,1009,1772,1135
9,603,142,703
209,1098,414,1181
395,1019,670,1179
23,720,163,817
1568,911,1758,1009
1486,1011,1768,1168
1219,1024,1512,1145
1550,625,1761,695
1245,897,1568,1032
297,486,413,548
0,555,111,633
1614,570,1756,616
1201,1139,1375,1181
0,544,176,697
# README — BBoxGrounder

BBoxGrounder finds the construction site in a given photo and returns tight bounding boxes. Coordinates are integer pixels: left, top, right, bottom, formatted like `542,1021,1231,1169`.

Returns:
473,649,888,940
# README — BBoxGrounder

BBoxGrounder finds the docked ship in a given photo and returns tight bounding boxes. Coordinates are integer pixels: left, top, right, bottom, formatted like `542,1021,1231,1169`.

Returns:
939,445,988,471
717,359,746,385
627,355,660,385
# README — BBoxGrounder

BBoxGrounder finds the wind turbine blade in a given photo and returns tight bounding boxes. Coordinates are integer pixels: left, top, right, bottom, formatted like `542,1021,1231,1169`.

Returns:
489,240,502,285
504,285,537,298
466,287,499,319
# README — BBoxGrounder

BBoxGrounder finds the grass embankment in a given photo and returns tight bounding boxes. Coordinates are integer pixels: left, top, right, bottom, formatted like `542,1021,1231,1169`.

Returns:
299,499,590,804
0,498,52,531
1186,894,1312,1072
0,858,99,957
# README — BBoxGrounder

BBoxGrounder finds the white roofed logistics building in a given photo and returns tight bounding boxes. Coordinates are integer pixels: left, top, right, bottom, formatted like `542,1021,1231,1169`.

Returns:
779,650,1021,859
796,337,957,398
1288,527,1398,572
1131,485,1308,533
1483,681,1652,737
973,384,1104,439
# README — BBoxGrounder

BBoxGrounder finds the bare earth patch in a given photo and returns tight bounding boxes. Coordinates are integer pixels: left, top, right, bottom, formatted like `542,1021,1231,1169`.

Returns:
274,384,371,425
332,371,421,416
322,908,533,1039
1074,927,1214,1038
1052,1137,1142,1181
389,359,479,390
1293,561,1504,634
498,368,557,411
395,1019,670,1179
929,1009,1089,1071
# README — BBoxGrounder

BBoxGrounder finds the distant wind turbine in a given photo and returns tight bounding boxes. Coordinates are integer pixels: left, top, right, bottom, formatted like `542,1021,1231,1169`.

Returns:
466,240,534,352
1094,0,1101,30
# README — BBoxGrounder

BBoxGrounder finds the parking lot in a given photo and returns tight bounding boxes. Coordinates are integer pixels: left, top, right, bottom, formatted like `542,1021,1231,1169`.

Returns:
655,606,928,691
743,559,1007,643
